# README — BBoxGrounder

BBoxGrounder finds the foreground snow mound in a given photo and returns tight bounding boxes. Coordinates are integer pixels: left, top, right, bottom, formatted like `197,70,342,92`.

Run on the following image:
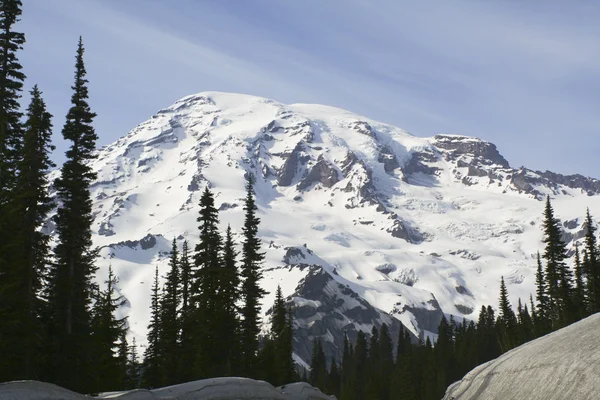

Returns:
278,382,333,399
443,314,600,400
0,380,85,400
0,377,335,400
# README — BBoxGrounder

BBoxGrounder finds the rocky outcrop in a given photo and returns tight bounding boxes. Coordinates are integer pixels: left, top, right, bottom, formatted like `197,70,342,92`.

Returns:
110,233,159,251
378,145,400,174
277,143,310,186
402,148,440,179
433,134,510,168
538,170,600,195
286,265,415,366
297,156,340,191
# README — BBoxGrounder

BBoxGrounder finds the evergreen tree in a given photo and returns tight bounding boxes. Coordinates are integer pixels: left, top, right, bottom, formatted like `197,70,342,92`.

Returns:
377,324,394,400
309,338,328,391
268,285,294,386
534,252,550,336
116,331,129,389
365,326,382,400
541,196,573,327
159,238,180,385
0,0,24,193
583,209,600,312
353,331,368,400
497,276,518,351
434,316,454,395
45,37,99,392
327,358,341,399
239,176,267,375
516,299,533,345
389,348,416,400
142,266,163,388
191,187,223,377
0,0,26,381
177,239,194,383
573,242,587,319
340,333,355,400
219,225,241,376
127,338,141,389
1,85,54,381
179,240,192,315
90,266,128,392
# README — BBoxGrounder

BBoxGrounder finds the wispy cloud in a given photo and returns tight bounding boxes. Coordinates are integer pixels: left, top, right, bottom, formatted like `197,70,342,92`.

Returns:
19,0,600,176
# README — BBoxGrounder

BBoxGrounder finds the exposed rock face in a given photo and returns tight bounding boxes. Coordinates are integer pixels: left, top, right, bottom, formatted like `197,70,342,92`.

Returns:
433,134,510,168
287,265,415,365
538,170,600,195
277,142,309,186
444,314,600,400
111,233,158,250
378,146,400,174
402,148,440,178
297,156,340,191
386,218,423,243
401,298,444,334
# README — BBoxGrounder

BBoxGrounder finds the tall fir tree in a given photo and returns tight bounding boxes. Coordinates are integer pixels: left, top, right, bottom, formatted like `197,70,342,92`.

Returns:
191,187,223,377
340,333,355,400
0,0,26,381
219,225,242,376
497,276,518,351
239,176,267,375
583,209,600,312
179,240,192,317
45,37,99,392
573,242,586,319
158,238,180,385
2,85,54,380
177,239,194,383
269,285,294,386
90,266,128,393
309,338,328,391
541,196,573,327
353,330,368,400
142,266,163,388
127,337,141,389
534,252,550,336
377,324,394,400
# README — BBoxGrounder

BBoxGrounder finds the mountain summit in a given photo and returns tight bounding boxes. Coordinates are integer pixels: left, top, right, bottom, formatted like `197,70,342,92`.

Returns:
49,92,600,365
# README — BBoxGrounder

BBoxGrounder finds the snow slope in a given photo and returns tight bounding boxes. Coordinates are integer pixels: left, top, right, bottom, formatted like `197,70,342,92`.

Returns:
46,91,600,364
443,313,600,400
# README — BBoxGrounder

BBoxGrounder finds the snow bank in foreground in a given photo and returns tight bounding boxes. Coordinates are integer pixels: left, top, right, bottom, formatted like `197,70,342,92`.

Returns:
443,313,600,400
0,377,335,400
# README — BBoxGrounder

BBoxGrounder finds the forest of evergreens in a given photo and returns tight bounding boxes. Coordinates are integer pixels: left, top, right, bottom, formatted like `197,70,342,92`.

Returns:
1,1,599,398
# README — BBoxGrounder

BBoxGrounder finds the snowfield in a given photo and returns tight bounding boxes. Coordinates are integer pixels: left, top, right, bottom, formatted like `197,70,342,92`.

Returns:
443,313,600,400
45,91,600,364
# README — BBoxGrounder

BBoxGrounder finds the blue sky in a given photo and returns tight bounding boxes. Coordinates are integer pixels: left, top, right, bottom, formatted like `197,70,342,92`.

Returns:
18,0,600,177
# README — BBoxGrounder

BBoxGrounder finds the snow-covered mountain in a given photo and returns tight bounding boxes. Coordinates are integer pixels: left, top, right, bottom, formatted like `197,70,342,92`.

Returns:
48,92,600,365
